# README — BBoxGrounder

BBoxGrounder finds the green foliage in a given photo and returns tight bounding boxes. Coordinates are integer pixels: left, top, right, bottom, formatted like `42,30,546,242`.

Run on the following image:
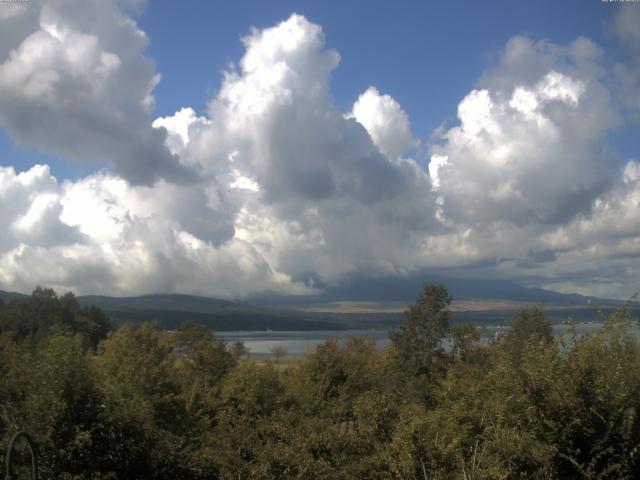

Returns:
3,334,105,478
173,320,236,404
1,285,640,478
503,307,553,363
390,283,451,376
0,287,112,348
451,322,481,362
387,283,452,406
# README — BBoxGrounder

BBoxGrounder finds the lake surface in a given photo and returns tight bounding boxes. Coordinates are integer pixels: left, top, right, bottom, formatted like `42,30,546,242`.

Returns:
220,322,639,357
220,329,392,356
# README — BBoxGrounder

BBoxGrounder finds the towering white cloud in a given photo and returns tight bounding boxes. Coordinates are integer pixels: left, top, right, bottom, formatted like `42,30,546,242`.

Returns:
175,14,439,284
430,37,616,226
0,8,638,299
516,159,640,299
350,86,417,159
0,0,193,184
0,165,83,253
152,108,209,156
0,13,438,296
0,165,307,297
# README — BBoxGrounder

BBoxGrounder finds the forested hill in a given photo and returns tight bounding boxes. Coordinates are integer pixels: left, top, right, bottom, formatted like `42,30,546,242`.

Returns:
1,290,398,331
0,290,27,303
74,293,346,331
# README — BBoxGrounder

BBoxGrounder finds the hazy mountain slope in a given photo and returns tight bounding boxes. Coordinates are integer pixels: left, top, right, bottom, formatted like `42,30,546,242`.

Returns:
0,290,28,303
1,275,631,332
78,293,236,314
76,293,342,331
251,274,617,306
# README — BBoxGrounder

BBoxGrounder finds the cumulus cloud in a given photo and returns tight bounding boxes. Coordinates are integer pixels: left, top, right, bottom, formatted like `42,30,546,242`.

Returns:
0,9,639,299
175,14,439,284
0,0,193,184
152,108,209,156
420,34,640,297
515,159,640,298
0,165,307,297
431,37,617,226
0,165,83,253
350,86,417,159
0,13,439,296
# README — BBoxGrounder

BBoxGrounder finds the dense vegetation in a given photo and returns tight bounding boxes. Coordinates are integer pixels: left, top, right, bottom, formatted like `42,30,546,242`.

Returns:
1,285,639,479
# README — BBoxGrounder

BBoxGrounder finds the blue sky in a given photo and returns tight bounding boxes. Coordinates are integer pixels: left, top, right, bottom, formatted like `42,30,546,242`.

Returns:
0,0,638,299
140,0,612,119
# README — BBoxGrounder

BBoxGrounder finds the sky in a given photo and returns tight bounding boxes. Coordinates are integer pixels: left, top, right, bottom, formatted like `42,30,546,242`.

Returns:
0,0,639,300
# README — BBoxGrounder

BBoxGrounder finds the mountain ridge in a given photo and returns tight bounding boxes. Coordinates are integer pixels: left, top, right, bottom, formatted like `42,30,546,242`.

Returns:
1,278,632,331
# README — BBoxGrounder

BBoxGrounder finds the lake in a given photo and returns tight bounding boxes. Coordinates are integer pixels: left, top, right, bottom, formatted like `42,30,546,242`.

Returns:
220,329,392,356
219,322,638,357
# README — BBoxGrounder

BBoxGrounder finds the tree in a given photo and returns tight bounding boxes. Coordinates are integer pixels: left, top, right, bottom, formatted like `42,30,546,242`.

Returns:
270,345,288,363
230,340,250,359
93,322,192,479
503,307,553,363
0,287,112,348
451,322,481,362
212,361,286,478
390,283,451,379
173,320,236,411
0,331,117,479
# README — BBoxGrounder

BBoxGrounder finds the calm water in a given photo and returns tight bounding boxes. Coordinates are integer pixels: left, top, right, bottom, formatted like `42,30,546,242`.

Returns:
220,329,391,356
220,322,639,357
